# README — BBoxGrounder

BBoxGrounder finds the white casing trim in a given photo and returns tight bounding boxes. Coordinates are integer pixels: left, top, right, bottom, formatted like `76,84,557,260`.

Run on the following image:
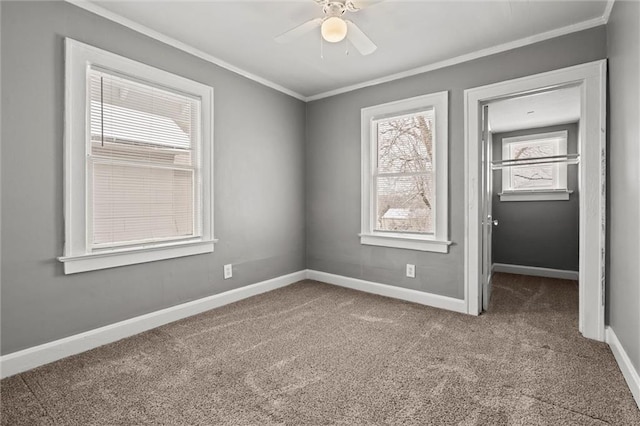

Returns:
464,60,607,342
360,91,449,254
0,270,307,379
606,326,640,409
63,38,216,274
59,240,217,274
307,270,467,314
492,263,579,281
359,234,452,253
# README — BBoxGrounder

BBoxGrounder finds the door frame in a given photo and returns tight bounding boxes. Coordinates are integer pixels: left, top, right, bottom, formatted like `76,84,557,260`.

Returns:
481,104,494,312
463,60,607,341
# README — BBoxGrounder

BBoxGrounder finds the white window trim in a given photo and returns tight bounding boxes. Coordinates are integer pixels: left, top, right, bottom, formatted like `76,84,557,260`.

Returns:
499,190,573,202
500,130,569,202
360,91,451,253
59,39,216,274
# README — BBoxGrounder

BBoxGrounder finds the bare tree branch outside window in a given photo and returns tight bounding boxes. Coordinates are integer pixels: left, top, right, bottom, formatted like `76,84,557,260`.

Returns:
509,141,556,190
375,110,434,233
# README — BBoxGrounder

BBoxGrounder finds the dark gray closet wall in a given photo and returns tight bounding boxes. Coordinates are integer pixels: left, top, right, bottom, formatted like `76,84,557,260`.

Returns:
491,123,579,271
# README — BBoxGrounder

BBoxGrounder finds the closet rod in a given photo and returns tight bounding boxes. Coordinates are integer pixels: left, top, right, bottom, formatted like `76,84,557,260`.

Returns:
491,154,580,170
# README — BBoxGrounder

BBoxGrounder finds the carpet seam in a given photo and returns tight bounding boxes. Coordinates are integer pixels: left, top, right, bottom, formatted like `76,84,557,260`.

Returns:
20,375,56,424
518,390,611,424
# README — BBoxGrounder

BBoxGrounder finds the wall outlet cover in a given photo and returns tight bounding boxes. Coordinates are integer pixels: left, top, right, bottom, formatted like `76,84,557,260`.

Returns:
223,264,233,279
406,264,416,278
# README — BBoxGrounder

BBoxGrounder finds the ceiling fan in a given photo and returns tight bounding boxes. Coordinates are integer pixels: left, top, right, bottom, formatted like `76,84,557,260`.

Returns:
275,0,381,56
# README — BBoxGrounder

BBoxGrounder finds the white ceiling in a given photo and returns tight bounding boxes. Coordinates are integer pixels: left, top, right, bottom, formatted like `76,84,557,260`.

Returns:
80,0,611,100
488,85,581,133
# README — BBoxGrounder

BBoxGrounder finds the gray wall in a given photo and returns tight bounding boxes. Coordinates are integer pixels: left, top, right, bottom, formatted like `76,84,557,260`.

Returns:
607,1,640,377
0,1,306,355
306,27,607,299
1,1,628,361
491,124,579,271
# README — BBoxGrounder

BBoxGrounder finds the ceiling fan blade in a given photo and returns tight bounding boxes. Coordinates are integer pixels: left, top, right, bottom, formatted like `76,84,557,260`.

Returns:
275,18,323,44
345,20,377,55
346,0,386,12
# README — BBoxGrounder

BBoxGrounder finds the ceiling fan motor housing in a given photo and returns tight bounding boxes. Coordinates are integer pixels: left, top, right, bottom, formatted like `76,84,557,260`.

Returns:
323,2,348,17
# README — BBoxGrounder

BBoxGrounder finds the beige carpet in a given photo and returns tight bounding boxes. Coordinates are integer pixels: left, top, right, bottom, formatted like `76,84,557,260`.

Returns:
1,273,639,425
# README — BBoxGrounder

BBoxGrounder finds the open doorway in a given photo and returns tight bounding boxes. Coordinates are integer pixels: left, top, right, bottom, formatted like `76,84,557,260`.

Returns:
482,86,581,311
464,60,607,341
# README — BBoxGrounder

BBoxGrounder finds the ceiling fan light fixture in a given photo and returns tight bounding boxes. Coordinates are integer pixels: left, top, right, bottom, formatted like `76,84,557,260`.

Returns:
321,16,348,43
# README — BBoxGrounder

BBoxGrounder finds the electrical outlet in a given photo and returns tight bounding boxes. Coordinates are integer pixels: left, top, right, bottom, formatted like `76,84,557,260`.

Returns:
223,264,233,279
406,264,416,278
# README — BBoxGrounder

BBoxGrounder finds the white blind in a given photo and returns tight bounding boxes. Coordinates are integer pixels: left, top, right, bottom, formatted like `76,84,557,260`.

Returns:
88,68,201,249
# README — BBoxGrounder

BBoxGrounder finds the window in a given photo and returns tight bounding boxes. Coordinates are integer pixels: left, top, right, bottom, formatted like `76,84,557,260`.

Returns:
360,91,450,253
60,39,214,274
500,131,571,201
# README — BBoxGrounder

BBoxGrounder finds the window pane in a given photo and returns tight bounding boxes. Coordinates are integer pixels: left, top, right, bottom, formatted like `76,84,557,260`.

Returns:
377,110,434,174
375,175,433,233
508,140,558,190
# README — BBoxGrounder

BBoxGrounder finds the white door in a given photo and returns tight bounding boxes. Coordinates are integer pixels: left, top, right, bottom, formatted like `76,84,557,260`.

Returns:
481,104,495,311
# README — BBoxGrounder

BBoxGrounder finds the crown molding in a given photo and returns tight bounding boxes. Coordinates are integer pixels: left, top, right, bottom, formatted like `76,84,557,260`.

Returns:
603,0,616,24
306,13,609,101
65,0,612,103
64,0,307,101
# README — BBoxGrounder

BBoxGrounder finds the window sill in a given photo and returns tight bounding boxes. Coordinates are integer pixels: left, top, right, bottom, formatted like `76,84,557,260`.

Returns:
499,190,572,202
359,233,452,253
58,239,217,274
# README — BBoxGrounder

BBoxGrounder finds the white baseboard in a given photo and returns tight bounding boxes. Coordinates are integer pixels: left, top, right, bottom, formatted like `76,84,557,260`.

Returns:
492,263,579,280
306,270,467,314
606,326,640,409
4,269,637,411
0,270,307,379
